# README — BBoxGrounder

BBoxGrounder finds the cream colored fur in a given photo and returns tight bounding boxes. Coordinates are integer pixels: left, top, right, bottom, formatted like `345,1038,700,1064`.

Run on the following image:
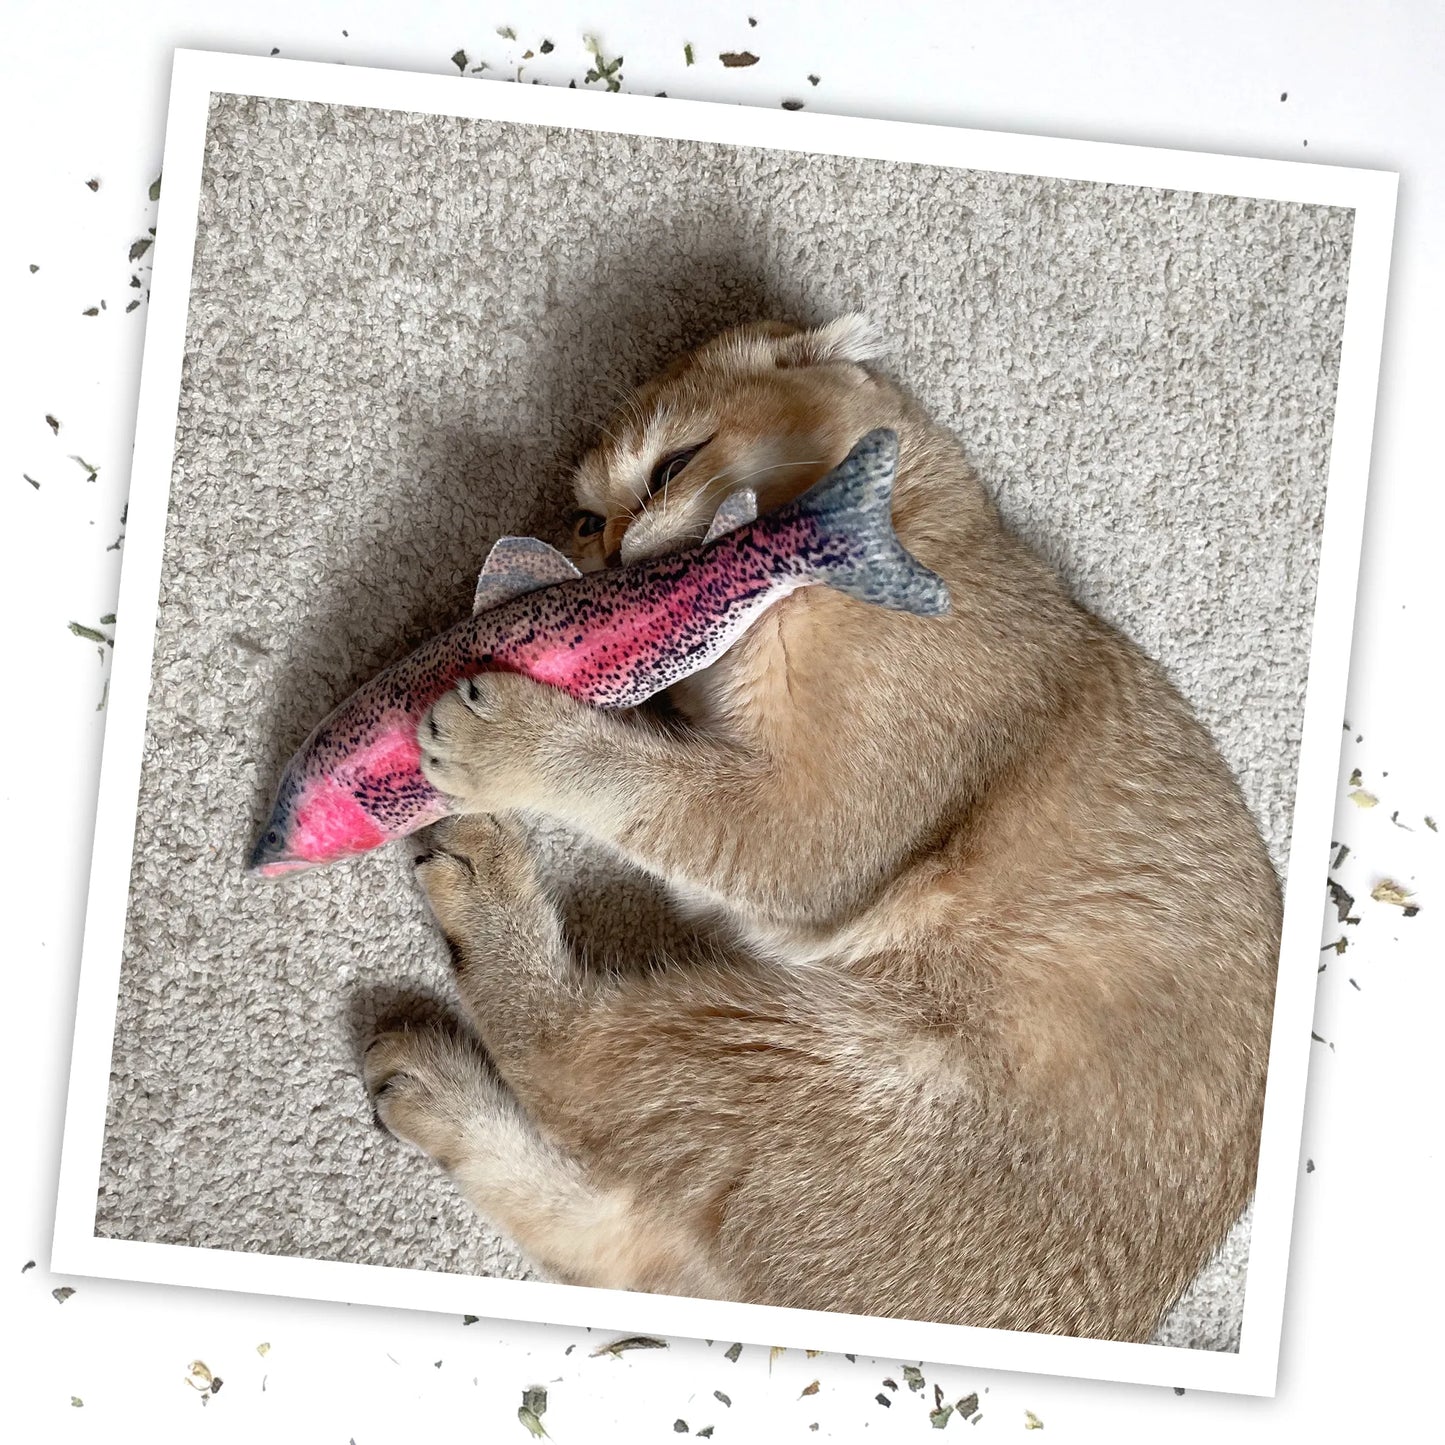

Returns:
364,317,1281,1342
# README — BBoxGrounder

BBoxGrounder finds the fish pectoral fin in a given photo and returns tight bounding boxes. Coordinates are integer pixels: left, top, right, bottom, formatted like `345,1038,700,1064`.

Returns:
473,536,583,614
703,487,758,545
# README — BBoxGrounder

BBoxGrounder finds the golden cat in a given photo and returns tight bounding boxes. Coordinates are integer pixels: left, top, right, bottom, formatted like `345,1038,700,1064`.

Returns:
363,315,1281,1341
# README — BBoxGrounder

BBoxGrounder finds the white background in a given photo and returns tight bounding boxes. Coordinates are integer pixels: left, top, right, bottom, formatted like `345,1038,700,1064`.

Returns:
1,2,1440,1441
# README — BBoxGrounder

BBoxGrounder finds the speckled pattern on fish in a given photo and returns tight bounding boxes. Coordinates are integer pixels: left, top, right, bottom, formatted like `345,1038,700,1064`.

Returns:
249,428,948,877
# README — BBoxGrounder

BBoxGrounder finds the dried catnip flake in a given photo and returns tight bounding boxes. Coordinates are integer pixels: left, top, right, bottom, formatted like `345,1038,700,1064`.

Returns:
590,1334,667,1356
450,49,468,73
800,1380,820,1396
52,1286,75,1303
903,1365,926,1392
517,1405,547,1437
684,43,695,65
1371,880,1414,908
1025,1409,1044,1429
720,51,760,67
724,1342,742,1362
1349,788,1378,808
930,1404,954,1428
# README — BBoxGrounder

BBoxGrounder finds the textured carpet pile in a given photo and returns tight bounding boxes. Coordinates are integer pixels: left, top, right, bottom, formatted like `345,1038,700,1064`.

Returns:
96,94,1351,1351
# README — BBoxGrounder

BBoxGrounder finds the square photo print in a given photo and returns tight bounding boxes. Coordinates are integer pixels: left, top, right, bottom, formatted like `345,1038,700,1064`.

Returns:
54,51,1395,1396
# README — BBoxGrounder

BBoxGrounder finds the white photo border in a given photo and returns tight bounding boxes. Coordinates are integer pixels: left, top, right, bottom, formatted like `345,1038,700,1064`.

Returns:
51,48,1398,1398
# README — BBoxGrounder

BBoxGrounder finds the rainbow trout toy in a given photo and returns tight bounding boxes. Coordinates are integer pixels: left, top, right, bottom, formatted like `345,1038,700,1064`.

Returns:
248,427,948,878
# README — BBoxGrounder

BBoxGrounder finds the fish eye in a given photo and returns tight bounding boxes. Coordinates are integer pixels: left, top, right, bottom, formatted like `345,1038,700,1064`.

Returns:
648,441,708,496
266,830,279,844
571,510,606,538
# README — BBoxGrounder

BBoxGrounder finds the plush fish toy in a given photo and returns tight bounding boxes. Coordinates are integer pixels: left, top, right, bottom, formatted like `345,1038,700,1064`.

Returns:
248,427,947,878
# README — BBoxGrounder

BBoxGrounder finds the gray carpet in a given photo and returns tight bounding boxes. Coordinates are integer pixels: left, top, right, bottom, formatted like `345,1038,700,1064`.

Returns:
95,93,1351,1352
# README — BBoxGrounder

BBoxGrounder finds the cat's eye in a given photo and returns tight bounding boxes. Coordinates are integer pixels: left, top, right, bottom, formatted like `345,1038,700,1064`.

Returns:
572,510,606,538
648,442,708,496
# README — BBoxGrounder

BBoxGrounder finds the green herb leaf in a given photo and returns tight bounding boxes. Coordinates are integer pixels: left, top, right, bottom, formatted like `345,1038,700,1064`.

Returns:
129,237,153,262
903,1365,925,1392
930,1404,954,1428
68,622,109,645
517,1406,547,1438
684,43,695,65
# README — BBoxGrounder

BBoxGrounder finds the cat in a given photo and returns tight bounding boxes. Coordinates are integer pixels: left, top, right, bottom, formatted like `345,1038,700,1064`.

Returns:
363,315,1281,1341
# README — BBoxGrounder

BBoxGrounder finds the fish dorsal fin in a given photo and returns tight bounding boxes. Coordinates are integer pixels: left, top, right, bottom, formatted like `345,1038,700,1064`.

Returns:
703,488,758,545
473,536,582,614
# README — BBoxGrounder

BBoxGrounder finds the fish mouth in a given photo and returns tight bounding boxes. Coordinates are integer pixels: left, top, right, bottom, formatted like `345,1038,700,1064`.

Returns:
247,824,314,879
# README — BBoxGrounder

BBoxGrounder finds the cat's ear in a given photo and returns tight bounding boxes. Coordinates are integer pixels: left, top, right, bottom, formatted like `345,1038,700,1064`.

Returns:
769,314,884,370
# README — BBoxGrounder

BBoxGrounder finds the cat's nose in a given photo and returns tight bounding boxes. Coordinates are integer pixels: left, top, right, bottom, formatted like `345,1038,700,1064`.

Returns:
604,548,622,569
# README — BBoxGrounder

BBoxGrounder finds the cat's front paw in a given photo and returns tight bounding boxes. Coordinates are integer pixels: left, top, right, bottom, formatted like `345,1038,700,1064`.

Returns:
419,672,587,815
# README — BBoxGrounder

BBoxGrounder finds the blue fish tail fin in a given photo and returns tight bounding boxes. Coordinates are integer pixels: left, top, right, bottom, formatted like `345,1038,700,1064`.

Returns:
792,428,951,616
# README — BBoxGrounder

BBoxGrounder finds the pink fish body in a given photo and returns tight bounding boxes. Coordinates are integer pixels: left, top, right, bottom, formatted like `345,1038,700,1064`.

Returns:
249,428,947,877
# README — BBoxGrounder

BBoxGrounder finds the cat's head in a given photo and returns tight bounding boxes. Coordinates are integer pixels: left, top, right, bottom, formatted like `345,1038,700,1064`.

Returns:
569,315,894,571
